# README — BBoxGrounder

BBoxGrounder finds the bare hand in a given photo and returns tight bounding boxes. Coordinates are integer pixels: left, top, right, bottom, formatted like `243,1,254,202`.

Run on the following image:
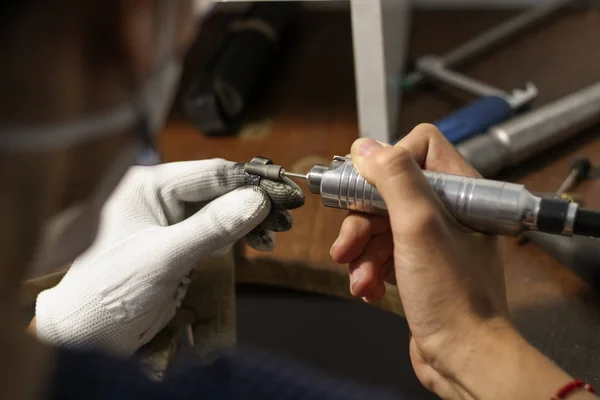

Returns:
331,124,510,398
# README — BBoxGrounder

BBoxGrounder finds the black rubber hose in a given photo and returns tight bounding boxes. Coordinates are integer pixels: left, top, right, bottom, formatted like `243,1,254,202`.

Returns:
573,208,600,237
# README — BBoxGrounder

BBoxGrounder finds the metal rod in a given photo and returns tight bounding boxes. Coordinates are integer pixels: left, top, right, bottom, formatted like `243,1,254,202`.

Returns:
416,57,507,98
444,0,574,66
283,171,308,181
403,0,575,89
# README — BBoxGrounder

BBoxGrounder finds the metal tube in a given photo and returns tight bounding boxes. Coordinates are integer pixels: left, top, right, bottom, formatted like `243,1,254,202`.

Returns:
404,0,575,88
306,156,561,237
457,81,600,177
416,56,507,98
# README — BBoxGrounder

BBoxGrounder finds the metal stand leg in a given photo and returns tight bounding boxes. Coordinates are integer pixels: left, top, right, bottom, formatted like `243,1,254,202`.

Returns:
350,0,411,143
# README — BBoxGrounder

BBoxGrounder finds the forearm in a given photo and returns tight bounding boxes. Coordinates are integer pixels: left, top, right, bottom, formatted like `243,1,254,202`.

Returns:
448,326,597,400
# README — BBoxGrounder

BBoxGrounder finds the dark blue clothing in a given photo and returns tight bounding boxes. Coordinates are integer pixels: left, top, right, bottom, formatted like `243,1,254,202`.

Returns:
51,348,407,399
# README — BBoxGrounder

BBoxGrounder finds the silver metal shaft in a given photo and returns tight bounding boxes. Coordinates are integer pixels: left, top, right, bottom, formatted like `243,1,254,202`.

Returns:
457,81,600,177
283,171,308,180
416,56,508,99
404,0,575,88
305,156,579,237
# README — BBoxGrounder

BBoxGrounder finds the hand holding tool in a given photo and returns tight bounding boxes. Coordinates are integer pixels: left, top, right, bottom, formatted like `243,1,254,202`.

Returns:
245,156,600,238
36,159,304,356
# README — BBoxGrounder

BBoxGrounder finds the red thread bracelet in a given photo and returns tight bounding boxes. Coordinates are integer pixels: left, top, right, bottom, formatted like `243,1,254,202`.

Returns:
553,379,595,399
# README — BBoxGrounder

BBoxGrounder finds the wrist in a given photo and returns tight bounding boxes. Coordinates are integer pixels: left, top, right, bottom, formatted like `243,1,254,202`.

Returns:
442,319,574,400
425,316,514,377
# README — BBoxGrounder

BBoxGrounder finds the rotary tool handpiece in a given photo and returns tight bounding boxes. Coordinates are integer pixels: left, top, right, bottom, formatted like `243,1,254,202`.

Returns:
303,156,600,238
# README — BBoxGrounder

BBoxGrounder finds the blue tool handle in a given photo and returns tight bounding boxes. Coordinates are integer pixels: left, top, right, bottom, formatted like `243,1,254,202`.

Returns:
434,95,512,144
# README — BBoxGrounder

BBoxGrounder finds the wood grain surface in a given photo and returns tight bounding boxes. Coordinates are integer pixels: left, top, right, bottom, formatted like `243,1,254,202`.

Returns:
159,7,600,382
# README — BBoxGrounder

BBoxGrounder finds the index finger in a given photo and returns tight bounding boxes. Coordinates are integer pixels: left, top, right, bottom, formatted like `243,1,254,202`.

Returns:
397,123,481,178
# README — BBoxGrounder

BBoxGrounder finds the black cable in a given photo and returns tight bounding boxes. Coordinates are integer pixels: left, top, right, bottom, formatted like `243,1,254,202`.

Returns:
573,208,600,237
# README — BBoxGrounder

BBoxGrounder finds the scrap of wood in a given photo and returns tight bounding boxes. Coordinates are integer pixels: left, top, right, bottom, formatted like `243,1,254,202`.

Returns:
235,253,405,317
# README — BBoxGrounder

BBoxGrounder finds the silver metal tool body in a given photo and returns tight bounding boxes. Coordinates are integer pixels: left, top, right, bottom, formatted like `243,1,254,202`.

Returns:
306,156,550,236
457,81,600,177
244,156,591,238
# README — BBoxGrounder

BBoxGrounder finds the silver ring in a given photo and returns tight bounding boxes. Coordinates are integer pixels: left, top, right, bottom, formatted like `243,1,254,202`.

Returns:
563,202,578,236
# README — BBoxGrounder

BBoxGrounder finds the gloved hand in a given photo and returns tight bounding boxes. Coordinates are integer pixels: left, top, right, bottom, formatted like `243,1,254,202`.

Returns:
35,159,304,356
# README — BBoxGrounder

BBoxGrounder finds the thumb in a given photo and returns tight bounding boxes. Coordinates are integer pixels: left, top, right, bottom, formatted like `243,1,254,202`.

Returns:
350,138,442,232
153,159,244,203
165,186,271,256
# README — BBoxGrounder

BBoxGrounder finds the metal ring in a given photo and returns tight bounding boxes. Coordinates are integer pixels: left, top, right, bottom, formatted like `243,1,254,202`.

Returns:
244,156,273,186
563,202,578,236
250,156,273,166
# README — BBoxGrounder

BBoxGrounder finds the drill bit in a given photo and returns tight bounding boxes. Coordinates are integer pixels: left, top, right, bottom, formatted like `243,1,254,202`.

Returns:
243,160,308,182
283,171,307,181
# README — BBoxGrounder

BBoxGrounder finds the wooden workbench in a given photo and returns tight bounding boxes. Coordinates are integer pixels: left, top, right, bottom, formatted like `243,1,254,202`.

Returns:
160,7,600,383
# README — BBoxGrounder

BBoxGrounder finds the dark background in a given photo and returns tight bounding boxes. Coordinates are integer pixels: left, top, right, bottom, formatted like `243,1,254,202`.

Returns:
237,285,437,399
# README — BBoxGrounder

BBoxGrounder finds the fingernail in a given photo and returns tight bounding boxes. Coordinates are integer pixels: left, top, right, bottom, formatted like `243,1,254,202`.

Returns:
330,236,342,256
357,138,383,156
351,277,362,293
350,268,365,292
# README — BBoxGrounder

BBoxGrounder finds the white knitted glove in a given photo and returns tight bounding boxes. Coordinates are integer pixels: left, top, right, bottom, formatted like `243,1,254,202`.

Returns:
35,159,304,356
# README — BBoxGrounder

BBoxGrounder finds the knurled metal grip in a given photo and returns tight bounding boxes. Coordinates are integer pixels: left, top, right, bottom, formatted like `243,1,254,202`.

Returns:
307,156,386,215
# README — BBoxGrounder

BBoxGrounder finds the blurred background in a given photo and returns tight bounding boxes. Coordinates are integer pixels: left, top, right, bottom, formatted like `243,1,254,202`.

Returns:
155,1,600,397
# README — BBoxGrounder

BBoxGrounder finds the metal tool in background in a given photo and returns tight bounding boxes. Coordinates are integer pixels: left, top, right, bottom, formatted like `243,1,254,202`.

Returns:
415,56,538,110
457,81,600,178
411,55,538,144
395,0,576,145
402,0,576,91
244,156,600,238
